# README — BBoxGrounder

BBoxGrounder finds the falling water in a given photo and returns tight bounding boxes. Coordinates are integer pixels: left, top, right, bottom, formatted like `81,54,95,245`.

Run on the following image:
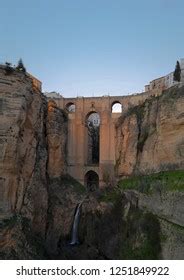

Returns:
70,203,81,245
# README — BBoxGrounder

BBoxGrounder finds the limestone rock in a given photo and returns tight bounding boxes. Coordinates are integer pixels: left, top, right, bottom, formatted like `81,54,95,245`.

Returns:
138,190,184,227
46,100,67,177
0,68,48,238
45,176,85,256
115,86,184,176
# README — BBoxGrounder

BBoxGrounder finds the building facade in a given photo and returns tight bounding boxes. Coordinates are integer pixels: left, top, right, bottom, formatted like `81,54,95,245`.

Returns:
145,58,184,92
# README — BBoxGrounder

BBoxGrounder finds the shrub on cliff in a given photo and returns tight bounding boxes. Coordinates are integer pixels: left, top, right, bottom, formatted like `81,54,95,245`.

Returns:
16,58,26,73
173,60,181,82
4,62,14,75
120,211,161,259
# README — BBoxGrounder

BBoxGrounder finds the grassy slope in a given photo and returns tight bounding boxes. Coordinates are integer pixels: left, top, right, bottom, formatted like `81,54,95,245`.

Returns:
118,170,184,194
50,174,86,195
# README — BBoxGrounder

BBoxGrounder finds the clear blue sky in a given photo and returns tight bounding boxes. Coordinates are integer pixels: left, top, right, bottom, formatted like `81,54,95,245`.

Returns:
0,0,183,97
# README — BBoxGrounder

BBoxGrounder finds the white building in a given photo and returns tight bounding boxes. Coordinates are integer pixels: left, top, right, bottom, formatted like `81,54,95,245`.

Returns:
180,58,184,82
145,58,184,92
164,72,178,89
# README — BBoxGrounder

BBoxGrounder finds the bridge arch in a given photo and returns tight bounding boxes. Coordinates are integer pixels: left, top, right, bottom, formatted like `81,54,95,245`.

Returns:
58,96,129,187
85,111,100,164
85,111,100,126
84,170,99,191
111,101,122,113
66,102,75,112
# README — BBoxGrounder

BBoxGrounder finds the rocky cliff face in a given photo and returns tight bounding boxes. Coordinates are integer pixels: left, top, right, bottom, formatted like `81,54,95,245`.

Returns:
54,191,161,260
47,100,67,177
115,86,184,176
45,176,85,257
138,189,184,259
0,68,68,258
0,68,48,230
58,185,184,260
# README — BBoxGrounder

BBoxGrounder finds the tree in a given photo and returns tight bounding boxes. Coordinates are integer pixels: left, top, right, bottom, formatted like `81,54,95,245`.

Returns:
173,60,181,82
16,58,26,73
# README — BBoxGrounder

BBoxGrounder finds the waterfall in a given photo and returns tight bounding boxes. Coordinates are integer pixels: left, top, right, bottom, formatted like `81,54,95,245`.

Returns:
70,203,81,245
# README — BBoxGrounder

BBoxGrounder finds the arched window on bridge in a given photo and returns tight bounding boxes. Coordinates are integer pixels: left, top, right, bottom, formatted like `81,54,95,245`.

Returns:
86,112,100,165
85,170,99,191
66,102,75,113
111,101,122,113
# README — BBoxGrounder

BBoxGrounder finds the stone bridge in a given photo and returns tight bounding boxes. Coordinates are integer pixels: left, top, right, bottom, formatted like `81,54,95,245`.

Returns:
52,91,153,188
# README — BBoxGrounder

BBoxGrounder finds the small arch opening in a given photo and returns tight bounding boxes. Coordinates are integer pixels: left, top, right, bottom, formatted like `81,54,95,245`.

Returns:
86,112,100,164
111,102,122,113
66,102,76,112
85,170,99,191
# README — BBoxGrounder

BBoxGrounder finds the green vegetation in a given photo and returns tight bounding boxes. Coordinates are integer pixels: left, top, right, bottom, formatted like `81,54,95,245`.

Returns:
173,60,181,82
16,58,26,73
100,188,121,203
100,169,184,259
1,214,33,234
60,174,86,194
118,84,184,155
0,214,19,229
127,104,144,123
117,84,184,131
99,187,161,259
118,170,184,193
0,214,47,259
137,126,149,153
117,102,145,128
161,217,184,231
4,62,14,75
3,59,26,75
120,211,161,259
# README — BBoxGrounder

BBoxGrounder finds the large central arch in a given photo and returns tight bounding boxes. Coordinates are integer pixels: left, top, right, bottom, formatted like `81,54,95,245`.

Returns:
85,111,100,165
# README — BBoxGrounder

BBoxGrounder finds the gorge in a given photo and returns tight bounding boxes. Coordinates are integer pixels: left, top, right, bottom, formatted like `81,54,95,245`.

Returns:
0,65,184,259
